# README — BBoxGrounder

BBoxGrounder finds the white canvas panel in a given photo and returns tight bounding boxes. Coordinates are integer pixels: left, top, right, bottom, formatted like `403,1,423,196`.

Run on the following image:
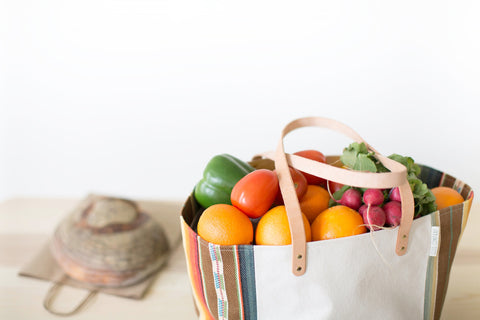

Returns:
254,215,432,320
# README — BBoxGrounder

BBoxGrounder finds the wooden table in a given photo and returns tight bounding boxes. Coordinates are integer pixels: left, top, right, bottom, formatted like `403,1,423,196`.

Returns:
0,198,479,319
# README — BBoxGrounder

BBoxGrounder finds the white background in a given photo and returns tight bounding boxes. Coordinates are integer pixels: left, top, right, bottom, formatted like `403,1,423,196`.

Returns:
1,0,479,202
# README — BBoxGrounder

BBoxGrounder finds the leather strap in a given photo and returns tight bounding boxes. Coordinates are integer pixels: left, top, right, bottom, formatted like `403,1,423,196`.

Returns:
272,117,415,276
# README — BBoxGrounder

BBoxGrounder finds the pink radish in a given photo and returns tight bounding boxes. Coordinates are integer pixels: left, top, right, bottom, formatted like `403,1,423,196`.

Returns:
363,189,384,206
383,200,402,227
358,204,368,217
339,188,362,210
389,187,401,202
362,205,386,231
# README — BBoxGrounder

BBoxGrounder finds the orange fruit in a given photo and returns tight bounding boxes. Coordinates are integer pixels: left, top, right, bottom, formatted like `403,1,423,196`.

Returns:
197,204,253,245
311,205,366,241
431,186,464,210
300,185,331,224
255,205,311,245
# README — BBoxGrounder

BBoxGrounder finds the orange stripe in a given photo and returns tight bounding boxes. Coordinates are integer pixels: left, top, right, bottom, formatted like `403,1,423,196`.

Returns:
181,219,214,319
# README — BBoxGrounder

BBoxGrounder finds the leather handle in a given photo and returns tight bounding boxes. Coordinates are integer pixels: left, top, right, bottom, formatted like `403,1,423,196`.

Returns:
43,275,98,316
273,117,414,276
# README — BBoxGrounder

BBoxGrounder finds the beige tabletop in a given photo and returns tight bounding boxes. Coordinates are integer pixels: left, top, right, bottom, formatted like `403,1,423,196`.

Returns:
0,198,479,319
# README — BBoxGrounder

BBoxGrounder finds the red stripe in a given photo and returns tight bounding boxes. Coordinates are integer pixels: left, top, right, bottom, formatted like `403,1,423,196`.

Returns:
183,222,214,319
235,246,246,320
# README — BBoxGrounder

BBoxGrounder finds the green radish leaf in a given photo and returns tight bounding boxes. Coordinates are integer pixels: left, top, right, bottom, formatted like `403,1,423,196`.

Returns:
341,142,378,172
353,154,377,172
340,149,358,169
328,185,351,207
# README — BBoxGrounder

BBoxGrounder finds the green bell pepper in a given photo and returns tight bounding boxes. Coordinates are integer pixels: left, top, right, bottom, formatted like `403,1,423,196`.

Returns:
194,154,255,208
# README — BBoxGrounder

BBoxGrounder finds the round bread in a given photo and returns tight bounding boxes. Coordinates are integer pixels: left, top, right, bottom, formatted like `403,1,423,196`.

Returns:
50,196,169,287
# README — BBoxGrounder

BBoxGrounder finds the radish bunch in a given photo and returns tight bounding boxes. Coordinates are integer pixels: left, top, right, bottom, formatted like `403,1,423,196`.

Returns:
339,142,437,218
336,187,403,231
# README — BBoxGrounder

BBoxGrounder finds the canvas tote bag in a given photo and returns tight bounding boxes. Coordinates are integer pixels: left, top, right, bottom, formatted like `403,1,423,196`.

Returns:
180,117,474,320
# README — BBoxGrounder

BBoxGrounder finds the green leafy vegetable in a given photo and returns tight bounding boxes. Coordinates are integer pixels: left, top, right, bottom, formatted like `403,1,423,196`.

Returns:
340,142,389,173
340,142,377,172
388,154,421,178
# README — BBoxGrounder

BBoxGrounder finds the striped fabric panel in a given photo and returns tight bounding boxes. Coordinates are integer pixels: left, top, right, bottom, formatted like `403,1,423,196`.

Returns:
219,245,243,320
421,167,474,320
432,202,468,319
418,165,444,189
180,219,215,320
182,217,257,320
238,246,257,320
208,243,229,319
419,164,473,200
198,241,217,317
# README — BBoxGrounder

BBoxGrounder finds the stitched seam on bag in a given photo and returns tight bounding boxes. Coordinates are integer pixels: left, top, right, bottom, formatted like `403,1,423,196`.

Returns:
197,240,254,252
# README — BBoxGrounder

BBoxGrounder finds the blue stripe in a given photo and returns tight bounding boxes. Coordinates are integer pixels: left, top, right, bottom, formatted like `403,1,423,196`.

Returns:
209,243,227,318
418,164,443,189
209,244,221,290
238,245,257,320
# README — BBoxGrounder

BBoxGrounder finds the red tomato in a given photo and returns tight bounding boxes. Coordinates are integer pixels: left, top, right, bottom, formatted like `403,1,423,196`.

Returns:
293,150,327,187
231,169,279,219
274,166,308,205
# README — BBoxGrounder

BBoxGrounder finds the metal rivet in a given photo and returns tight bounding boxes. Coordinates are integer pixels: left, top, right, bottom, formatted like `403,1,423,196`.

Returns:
297,266,302,272
297,254,302,259
401,246,405,250
403,234,407,239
